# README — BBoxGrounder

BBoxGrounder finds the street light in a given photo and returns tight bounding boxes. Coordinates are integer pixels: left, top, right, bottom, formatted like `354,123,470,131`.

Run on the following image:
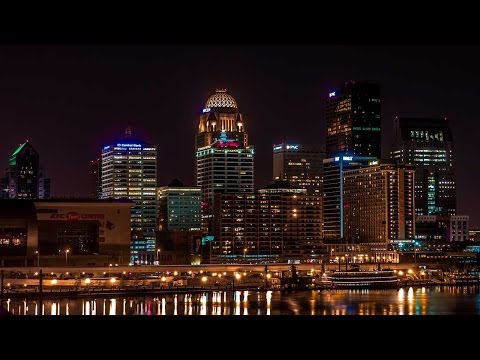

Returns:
156,248,161,263
109,263,113,278
65,249,70,266
244,248,247,263
233,272,241,291
293,206,300,255
34,250,40,271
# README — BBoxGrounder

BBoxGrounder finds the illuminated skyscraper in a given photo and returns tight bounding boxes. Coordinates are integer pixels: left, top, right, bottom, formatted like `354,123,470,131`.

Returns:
323,155,377,241
196,131,254,204
1,141,50,199
195,89,254,233
272,143,325,195
211,182,323,264
343,162,416,243
100,127,157,264
391,117,456,216
326,81,381,158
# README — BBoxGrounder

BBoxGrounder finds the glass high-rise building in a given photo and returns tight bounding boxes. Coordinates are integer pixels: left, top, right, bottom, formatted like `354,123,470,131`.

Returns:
390,117,456,216
157,179,202,232
326,81,381,159
100,127,157,264
1,141,50,199
323,155,377,241
272,143,325,195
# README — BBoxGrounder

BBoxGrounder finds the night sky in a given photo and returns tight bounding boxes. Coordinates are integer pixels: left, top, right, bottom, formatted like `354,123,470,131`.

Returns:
0,46,479,225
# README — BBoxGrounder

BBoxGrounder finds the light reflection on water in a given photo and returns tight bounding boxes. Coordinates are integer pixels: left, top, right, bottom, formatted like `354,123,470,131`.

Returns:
4,286,480,315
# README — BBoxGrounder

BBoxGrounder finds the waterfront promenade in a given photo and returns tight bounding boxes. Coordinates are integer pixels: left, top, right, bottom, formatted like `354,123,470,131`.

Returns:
0,261,469,300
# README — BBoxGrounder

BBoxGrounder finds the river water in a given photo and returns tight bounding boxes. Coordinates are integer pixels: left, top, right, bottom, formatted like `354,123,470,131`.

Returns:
3,286,480,315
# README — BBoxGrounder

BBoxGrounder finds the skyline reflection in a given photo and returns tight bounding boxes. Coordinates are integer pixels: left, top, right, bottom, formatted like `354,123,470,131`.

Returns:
3,286,480,315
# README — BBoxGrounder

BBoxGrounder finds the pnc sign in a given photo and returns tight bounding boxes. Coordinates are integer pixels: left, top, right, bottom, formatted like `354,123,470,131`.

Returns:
50,212,105,221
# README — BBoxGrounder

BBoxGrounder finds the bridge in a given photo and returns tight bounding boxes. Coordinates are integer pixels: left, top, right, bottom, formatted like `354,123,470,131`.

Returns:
0,261,447,277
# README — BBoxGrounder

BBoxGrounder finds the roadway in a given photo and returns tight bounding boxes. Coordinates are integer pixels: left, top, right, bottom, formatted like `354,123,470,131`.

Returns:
0,262,441,277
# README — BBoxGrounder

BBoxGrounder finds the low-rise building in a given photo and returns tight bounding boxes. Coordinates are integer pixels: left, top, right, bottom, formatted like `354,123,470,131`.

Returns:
0,199,132,266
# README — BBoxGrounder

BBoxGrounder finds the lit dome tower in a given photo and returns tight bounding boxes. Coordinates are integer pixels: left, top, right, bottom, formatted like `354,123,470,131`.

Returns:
195,89,255,237
196,89,248,150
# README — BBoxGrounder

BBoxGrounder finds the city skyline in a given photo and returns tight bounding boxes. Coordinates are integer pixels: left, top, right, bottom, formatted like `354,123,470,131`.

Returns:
0,46,479,225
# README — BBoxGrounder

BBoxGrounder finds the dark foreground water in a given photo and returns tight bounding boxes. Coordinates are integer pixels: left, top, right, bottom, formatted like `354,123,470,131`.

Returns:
4,286,480,315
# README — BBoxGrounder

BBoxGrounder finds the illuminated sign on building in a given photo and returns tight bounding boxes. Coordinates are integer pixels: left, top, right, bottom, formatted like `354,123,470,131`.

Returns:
334,156,353,161
329,92,336,97
201,235,215,245
103,145,110,150
286,145,299,150
214,141,240,148
202,107,211,113
50,212,105,221
116,143,142,148
273,145,283,151
214,131,239,148
369,160,379,165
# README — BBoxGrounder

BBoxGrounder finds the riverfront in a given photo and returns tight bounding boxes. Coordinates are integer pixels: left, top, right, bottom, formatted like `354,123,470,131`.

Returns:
4,286,480,315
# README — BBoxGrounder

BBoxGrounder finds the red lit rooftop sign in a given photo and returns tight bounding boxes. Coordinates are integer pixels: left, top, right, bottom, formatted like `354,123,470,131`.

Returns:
50,212,105,221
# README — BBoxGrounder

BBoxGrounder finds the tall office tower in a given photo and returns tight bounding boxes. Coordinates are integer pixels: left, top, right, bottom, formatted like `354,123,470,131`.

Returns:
196,131,254,206
89,158,101,199
1,141,50,199
157,179,202,232
325,81,381,159
272,143,325,195
211,181,322,264
343,162,416,244
391,117,456,216
101,127,157,264
195,89,253,234
323,155,377,241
